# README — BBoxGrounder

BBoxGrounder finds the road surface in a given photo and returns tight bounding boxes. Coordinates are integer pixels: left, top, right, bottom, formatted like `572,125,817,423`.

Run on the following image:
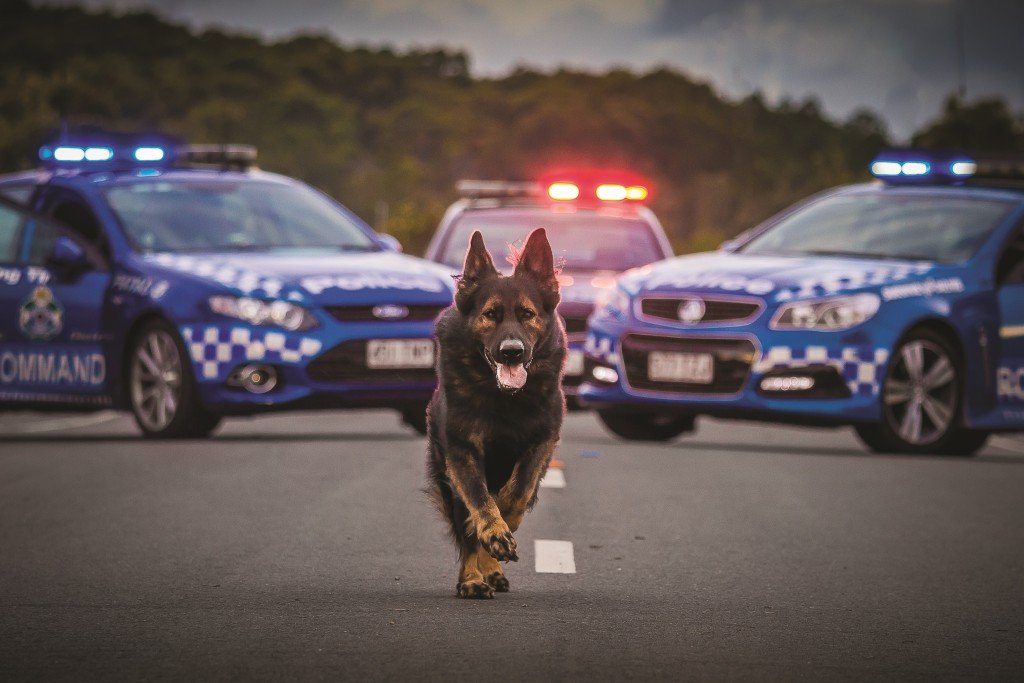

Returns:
1,410,1023,680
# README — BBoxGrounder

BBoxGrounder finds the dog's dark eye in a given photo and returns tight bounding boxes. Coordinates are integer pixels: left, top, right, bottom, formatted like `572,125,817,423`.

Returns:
520,309,536,320
483,309,499,321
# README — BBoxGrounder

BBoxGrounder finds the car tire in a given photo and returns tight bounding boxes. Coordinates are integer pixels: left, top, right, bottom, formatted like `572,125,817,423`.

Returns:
128,319,222,439
854,327,988,456
401,404,429,435
597,410,695,442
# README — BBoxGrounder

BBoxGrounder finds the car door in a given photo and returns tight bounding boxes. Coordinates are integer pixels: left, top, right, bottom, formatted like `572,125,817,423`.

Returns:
995,221,1024,422
0,191,112,405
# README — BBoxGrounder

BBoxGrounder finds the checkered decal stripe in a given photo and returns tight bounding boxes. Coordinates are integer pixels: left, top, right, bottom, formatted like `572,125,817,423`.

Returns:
754,345,889,396
181,326,323,380
584,334,620,365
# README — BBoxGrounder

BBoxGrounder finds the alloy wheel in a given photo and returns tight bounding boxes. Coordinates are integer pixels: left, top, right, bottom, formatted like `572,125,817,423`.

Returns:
882,339,957,446
130,329,184,432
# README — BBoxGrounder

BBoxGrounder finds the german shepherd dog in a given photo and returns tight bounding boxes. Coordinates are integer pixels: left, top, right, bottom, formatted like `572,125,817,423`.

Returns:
427,228,566,599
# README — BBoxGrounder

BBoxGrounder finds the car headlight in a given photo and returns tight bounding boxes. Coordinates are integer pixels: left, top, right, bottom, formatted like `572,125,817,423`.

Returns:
209,296,318,331
595,285,631,319
770,293,880,331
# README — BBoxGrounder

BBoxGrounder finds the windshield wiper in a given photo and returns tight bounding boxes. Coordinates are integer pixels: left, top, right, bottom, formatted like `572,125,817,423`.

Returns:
801,249,934,262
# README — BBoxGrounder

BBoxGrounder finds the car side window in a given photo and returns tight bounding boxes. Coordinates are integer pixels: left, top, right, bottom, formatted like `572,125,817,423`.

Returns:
0,185,34,206
996,223,1024,286
0,201,28,263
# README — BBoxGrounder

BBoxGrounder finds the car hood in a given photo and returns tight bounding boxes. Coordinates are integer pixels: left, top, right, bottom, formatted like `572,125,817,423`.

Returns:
622,252,946,302
142,250,455,305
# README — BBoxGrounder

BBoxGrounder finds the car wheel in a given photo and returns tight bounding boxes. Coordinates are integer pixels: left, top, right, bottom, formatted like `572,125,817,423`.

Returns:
401,404,429,435
128,320,221,439
597,410,695,442
854,328,988,456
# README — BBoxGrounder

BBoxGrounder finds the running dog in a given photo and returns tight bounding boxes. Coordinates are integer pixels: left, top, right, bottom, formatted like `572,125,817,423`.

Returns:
426,228,566,599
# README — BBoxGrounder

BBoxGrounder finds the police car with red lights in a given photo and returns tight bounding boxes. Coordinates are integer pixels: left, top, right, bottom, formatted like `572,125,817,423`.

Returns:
424,172,674,404
580,150,1024,455
0,134,453,437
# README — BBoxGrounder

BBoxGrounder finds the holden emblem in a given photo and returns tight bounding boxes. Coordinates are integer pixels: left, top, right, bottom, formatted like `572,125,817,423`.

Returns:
372,304,410,320
677,298,706,324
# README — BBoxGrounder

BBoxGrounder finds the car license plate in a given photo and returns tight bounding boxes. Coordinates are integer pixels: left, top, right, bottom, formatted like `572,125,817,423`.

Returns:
366,339,435,369
647,351,714,383
564,350,584,377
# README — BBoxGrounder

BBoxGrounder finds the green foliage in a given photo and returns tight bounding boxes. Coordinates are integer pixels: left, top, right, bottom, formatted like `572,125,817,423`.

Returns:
911,96,1024,152
1,1,1018,256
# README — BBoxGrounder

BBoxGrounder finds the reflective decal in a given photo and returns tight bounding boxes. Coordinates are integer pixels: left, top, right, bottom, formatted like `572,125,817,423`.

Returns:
300,273,446,295
644,272,775,296
0,348,105,387
0,267,21,285
113,274,171,299
881,277,965,301
997,367,1024,401
18,286,63,341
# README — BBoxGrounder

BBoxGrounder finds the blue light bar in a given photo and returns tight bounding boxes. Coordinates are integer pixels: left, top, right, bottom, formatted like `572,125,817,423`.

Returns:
870,149,974,185
38,133,255,170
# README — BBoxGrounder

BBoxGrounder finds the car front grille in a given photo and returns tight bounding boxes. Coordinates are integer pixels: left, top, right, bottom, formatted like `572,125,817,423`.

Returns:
639,296,761,325
621,334,756,395
326,304,447,323
306,340,437,385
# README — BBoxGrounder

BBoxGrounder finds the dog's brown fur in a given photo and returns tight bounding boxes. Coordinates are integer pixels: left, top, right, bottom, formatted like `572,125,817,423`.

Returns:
426,229,566,598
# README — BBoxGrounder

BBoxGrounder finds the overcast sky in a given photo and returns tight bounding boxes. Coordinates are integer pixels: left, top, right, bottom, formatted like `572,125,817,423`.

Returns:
43,0,1023,139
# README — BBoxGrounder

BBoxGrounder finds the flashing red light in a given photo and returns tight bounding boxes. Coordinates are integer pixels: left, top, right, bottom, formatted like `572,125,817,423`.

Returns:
548,182,580,201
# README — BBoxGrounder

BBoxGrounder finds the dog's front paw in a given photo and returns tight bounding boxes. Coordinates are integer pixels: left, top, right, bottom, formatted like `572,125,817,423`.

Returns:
456,580,494,599
485,571,510,592
479,520,518,562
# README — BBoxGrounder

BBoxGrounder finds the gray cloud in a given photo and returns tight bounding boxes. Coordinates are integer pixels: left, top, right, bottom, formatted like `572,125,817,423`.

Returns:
37,0,1024,138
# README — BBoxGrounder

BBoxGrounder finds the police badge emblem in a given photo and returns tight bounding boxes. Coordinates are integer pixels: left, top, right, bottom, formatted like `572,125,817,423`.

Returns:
19,286,64,341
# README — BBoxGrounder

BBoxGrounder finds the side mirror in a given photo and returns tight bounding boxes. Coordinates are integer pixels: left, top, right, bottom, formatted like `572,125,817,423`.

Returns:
49,236,89,270
719,239,739,253
377,233,403,253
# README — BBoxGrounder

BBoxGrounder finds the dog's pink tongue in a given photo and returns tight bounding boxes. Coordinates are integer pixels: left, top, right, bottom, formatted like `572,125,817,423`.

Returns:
497,363,528,389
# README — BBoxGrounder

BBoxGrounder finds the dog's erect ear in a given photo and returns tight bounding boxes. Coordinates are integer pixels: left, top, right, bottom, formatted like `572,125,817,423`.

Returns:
514,228,560,310
455,231,497,313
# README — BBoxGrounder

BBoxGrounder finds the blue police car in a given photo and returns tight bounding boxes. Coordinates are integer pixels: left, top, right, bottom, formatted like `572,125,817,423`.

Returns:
580,150,1024,455
424,174,673,404
0,136,454,437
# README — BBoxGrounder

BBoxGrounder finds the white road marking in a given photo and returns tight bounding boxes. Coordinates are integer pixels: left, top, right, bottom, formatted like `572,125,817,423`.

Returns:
2,411,120,435
539,468,566,488
990,436,1024,454
534,539,576,573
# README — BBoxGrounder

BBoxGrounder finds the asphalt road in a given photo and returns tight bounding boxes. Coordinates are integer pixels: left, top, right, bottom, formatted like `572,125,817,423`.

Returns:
1,409,1023,681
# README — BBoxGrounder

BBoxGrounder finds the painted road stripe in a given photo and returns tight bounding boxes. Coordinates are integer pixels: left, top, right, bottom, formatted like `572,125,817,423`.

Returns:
539,468,566,488
990,436,1024,454
2,411,120,435
534,539,576,573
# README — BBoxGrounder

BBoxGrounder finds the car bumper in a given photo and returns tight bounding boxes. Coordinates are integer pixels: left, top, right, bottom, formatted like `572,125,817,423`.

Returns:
578,314,897,425
180,320,438,414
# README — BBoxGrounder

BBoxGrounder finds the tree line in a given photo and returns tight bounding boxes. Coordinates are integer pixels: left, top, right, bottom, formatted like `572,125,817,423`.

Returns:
2,0,1022,254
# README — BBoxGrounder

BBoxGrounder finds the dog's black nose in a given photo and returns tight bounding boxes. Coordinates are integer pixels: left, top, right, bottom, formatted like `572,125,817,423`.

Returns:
499,339,525,363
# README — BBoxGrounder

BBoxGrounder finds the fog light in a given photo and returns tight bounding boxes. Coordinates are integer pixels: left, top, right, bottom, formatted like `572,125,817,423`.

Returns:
227,364,279,394
759,375,815,392
592,366,619,384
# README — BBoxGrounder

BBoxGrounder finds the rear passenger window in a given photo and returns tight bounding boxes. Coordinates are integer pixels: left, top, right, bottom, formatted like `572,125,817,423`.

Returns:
0,202,26,263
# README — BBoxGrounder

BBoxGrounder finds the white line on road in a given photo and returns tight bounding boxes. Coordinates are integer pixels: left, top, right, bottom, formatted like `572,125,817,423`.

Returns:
1,411,121,435
990,436,1024,454
534,539,576,573
539,468,566,488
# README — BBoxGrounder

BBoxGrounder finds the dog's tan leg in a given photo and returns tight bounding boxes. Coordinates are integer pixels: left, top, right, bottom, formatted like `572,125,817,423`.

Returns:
445,432,519,562
477,546,509,592
456,544,493,599
497,437,558,534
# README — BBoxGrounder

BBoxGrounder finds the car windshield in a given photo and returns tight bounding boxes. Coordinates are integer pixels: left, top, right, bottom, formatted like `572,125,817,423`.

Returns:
739,192,1016,263
104,179,377,253
440,211,664,271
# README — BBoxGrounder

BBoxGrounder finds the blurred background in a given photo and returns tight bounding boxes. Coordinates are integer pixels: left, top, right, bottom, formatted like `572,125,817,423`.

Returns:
2,0,1022,253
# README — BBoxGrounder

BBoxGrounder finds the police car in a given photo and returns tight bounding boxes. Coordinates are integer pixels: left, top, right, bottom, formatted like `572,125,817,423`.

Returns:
424,173,673,403
0,135,454,437
580,150,1024,455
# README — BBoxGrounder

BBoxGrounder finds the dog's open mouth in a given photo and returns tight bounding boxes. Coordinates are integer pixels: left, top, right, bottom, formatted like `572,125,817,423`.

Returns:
496,362,528,391
483,350,529,391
